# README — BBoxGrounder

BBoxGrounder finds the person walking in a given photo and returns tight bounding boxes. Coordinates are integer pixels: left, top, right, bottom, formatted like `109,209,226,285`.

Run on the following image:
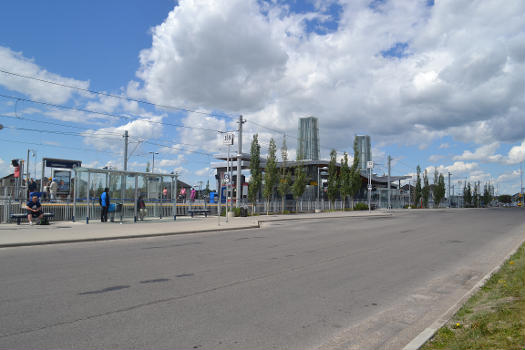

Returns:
100,187,110,222
137,194,146,221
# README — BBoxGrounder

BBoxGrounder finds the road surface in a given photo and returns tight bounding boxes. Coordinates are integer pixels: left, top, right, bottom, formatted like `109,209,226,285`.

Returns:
0,208,523,349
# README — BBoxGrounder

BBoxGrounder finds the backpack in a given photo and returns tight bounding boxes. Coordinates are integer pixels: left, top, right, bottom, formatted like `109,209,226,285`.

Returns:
99,194,103,206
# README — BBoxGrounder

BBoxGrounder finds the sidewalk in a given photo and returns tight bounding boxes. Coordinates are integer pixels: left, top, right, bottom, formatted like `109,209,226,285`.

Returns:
0,211,391,248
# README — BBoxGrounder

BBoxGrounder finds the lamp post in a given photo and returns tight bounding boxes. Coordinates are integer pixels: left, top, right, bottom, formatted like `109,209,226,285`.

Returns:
149,152,159,173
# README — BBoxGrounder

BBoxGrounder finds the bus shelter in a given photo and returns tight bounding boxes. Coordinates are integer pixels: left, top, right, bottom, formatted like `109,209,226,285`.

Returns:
73,167,178,223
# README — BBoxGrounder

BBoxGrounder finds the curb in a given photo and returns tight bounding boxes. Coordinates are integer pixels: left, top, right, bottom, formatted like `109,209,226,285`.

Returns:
402,237,525,350
0,223,261,248
257,212,392,226
0,212,392,248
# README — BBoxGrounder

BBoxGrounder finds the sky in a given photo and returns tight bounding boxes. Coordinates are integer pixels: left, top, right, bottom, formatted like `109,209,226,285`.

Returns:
0,0,523,194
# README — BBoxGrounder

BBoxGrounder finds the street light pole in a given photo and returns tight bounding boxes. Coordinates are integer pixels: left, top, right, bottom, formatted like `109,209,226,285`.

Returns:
448,171,452,208
317,166,320,209
387,155,391,210
149,152,159,173
236,115,244,208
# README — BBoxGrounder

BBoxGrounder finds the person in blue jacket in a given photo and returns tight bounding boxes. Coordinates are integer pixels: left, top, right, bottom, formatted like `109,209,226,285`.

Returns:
100,187,110,222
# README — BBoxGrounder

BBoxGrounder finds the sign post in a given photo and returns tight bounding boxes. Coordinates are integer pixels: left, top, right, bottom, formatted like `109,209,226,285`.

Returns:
222,133,234,222
367,161,374,213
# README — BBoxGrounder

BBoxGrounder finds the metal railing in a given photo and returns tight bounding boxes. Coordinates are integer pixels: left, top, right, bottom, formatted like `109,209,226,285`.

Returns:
1,198,393,224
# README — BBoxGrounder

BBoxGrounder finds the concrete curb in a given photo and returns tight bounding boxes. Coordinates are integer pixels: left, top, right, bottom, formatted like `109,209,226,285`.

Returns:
257,212,392,226
0,223,261,248
0,212,392,248
402,238,525,350
0,212,393,248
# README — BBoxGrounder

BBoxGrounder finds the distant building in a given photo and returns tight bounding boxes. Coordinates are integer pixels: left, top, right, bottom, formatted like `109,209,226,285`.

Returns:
356,135,372,171
297,117,320,160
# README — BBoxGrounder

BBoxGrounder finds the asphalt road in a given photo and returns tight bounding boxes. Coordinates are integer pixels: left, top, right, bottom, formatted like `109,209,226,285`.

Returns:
0,208,523,349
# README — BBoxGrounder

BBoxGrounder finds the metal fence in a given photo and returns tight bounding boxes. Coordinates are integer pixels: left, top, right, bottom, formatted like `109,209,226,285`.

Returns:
0,200,219,223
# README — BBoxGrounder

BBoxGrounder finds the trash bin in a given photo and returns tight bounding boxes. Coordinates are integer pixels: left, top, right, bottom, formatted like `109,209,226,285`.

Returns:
240,207,248,217
108,203,116,222
116,203,123,213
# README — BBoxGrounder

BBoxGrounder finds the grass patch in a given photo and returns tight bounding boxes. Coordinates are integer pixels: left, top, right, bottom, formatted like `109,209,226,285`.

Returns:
421,243,525,350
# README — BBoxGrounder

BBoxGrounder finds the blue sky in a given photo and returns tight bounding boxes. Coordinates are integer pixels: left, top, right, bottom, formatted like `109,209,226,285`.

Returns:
0,0,524,194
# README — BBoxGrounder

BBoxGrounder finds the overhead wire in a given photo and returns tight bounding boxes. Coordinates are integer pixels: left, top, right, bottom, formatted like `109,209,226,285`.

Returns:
1,113,223,153
1,124,216,158
0,94,225,133
0,68,237,121
1,68,350,154
0,113,121,134
0,138,135,157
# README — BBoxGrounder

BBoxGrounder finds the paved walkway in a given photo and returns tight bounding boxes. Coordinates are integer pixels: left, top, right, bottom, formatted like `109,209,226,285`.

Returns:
0,211,390,247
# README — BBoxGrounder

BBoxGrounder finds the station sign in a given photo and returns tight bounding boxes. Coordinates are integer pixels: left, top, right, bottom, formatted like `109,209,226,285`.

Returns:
44,158,82,169
223,133,234,145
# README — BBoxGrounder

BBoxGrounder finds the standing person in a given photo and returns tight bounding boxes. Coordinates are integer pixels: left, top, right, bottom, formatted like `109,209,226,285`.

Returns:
28,178,37,197
137,194,146,221
162,187,168,200
100,187,110,222
26,194,44,225
49,178,58,200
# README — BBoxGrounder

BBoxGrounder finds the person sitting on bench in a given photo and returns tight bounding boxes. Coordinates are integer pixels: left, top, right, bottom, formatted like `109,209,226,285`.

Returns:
26,194,44,225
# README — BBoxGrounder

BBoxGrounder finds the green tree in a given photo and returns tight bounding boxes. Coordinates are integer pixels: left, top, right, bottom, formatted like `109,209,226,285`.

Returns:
432,169,446,208
473,181,480,208
349,138,362,209
482,183,492,207
248,134,262,213
277,137,291,213
464,182,472,207
145,161,150,173
414,165,422,208
263,138,278,215
327,149,339,208
498,194,512,204
205,180,210,196
340,153,350,211
292,161,307,212
422,169,430,208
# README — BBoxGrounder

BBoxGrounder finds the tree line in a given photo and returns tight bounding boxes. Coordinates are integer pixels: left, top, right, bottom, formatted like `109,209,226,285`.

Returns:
412,165,494,208
247,134,364,213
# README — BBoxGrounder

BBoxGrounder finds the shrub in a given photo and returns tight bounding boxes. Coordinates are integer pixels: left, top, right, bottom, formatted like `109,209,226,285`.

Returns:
353,202,369,210
232,207,241,217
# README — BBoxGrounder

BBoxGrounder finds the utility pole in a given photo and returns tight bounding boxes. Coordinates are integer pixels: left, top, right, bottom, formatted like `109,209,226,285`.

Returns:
236,115,244,208
121,130,129,222
226,142,230,222
26,149,31,186
387,155,391,210
448,172,452,208
408,179,411,208
123,130,129,171
520,163,523,205
367,161,373,213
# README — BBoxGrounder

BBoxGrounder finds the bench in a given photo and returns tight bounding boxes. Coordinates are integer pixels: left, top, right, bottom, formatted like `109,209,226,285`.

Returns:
187,209,210,218
10,213,55,225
